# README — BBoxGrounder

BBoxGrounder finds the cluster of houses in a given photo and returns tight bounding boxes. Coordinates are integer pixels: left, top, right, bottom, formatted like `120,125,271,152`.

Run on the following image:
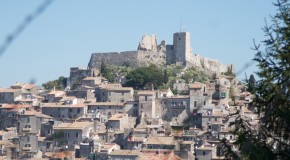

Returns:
0,72,255,160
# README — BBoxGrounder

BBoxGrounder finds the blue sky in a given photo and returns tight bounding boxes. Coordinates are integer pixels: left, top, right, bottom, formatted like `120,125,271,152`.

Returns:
0,1,276,87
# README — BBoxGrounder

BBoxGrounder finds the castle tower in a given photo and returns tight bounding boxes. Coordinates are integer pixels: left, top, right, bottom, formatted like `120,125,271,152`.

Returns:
166,32,192,65
173,32,191,65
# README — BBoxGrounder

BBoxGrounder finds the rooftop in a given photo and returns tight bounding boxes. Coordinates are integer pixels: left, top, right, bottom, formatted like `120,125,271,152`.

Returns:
137,90,156,95
88,102,124,106
109,150,141,156
109,113,126,121
144,136,176,145
188,82,204,89
42,103,87,108
53,121,93,130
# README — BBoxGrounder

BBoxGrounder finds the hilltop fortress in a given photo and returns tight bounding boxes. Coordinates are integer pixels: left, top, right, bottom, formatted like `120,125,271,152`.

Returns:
88,32,235,75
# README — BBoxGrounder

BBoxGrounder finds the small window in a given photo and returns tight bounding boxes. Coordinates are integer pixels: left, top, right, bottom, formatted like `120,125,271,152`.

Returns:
76,133,79,138
122,92,124,96
145,96,147,101
203,151,206,155
204,101,206,106
215,117,217,121
77,108,81,113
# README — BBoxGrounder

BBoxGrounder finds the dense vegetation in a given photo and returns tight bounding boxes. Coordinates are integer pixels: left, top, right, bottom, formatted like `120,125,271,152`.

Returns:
222,1,290,159
124,64,165,90
42,76,67,91
123,64,209,90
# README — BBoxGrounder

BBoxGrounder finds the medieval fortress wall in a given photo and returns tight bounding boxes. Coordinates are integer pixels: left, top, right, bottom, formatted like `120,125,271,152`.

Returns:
87,32,234,75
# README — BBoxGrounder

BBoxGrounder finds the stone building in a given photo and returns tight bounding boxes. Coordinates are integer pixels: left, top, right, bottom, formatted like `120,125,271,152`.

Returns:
95,84,133,103
137,91,156,121
189,82,212,111
53,121,94,146
0,88,22,104
17,110,52,134
87,102,125,116
41,103,87,120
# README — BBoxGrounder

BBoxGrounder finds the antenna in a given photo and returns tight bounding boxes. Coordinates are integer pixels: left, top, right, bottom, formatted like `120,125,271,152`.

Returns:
180,19,182,32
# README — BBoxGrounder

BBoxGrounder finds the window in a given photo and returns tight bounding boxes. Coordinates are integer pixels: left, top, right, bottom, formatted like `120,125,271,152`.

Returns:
69,108,72,112
25,144,31,147
215,117,217,121
77,108,81,113
25,125,31,128
204,101,206,106
203,87,206,92
27,117,30,123
149,145,153,149
109,106,111,109
122,92,124,96
76,133,79,138
221,91,226,98
145,96,147,101
27,136,30,142
203,151,206,155
194,101,197,107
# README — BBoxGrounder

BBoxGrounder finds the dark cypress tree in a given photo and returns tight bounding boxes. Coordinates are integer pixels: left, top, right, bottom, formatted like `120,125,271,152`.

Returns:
247,74,256,93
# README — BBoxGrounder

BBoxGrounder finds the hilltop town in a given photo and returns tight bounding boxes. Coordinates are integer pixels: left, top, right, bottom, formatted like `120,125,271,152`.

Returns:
0,32,254,160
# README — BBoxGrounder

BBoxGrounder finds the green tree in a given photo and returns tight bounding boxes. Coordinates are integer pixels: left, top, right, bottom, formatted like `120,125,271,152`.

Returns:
247,74,256,93
222,1,290,159
42,76,67,91
125,64,163,89
100,59,114,83
163,68,169,84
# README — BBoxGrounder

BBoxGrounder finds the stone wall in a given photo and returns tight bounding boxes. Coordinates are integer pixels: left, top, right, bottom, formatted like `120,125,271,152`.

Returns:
187,54,235,75
88,49,166,69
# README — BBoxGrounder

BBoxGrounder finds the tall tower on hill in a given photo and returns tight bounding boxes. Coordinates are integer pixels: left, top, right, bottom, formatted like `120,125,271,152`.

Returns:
166,32,192,65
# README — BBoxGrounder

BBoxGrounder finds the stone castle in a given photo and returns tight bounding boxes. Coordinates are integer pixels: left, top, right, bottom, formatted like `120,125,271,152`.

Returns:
88,32,235,75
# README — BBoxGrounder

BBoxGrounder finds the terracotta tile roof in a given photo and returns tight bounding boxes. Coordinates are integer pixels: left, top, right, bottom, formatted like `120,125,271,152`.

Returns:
107,87,133,92
100,143,118,151
137,90,156,95
0,88,21,92
88,102,124,106
144,136,176,145
51,151,74,159
188,82,204,89
21,110,52,119
42,103,87,108
53,121,93,130
109,150,141,156
108,113,126,121
140,151,181,160
22,84,35,89
1,104,31,109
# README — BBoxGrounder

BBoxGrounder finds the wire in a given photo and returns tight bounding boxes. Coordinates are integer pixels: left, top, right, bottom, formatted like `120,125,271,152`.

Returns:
0,0,54,57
